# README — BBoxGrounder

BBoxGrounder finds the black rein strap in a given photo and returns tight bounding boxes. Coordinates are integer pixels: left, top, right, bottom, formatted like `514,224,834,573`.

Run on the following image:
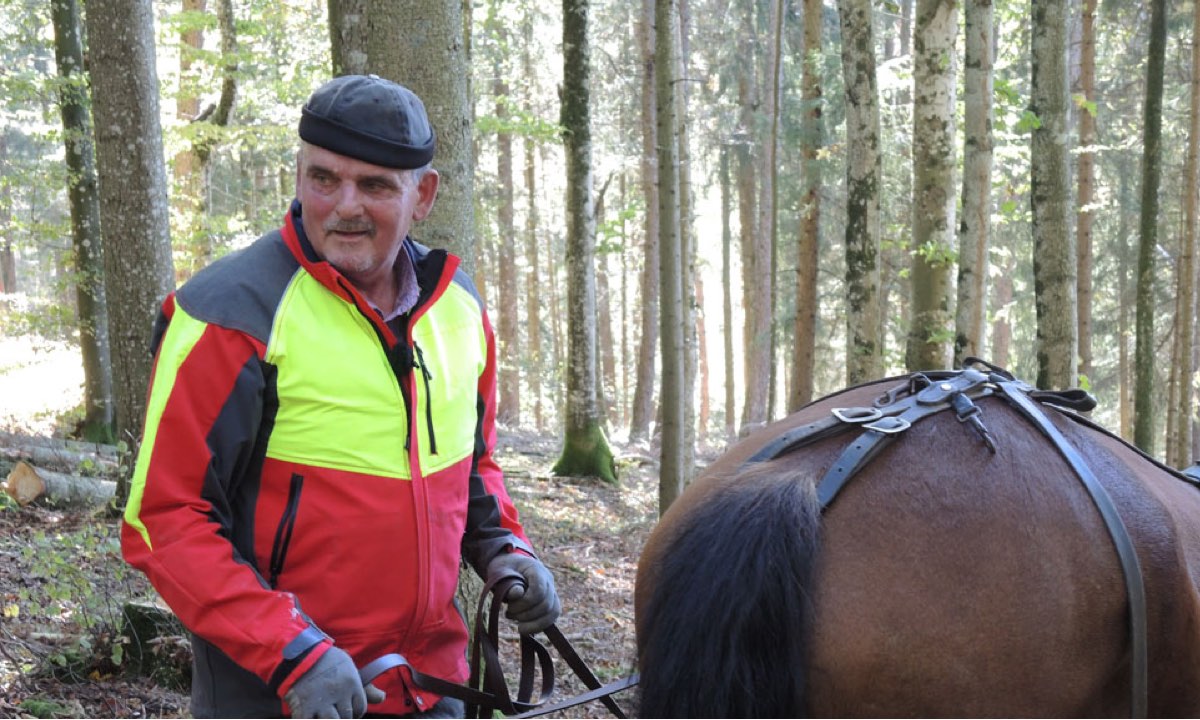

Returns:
359,570,634,718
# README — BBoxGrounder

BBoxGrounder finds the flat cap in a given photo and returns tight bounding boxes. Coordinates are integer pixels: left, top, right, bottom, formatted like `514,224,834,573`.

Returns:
298,74,436,169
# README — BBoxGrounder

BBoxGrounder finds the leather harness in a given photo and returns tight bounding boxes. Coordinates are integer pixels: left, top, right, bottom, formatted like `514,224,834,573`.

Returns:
359,570,637,718
743,358,1149,718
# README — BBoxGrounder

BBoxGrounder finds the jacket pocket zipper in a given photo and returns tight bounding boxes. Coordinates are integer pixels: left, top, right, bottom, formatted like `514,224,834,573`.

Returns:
268,474,304,589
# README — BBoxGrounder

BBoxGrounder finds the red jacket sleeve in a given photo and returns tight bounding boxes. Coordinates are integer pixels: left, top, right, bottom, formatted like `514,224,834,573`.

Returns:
121,299,329,693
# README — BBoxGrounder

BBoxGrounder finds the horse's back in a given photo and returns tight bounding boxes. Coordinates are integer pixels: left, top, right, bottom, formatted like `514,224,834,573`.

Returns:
637,378,1200,717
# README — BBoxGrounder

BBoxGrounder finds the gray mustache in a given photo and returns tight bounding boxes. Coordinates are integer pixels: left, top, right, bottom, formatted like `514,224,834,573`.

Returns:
326,222,374,234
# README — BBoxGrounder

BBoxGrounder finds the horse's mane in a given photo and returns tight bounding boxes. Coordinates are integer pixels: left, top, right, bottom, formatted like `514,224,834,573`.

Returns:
638,466,822,718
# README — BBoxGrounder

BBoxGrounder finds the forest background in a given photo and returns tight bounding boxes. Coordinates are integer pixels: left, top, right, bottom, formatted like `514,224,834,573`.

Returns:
0,0,1198,713
3,0,1199,472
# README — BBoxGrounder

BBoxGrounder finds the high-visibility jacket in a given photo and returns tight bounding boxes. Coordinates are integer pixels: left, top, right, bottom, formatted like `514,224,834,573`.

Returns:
122,203,533,718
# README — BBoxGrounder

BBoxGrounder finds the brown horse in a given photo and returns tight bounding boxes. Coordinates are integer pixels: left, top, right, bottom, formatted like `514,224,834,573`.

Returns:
635,368,1200,717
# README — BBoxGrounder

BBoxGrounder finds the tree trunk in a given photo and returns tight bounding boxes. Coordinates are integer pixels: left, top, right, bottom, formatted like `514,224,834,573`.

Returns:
629,0,660,444
51,0,114,442
906,0,957,372
1075,0,1097,383
760,0,783,420
335,0,476,269
174,0,205,275
657,0,686,512
721,148,736,442
1031,0,1077,390
955,0,993,367
1134,0,1166,452
677,0,697,471
1171,0,1200,468
494,50,520,427
85,0,176,491
838,0,884,381
790,0,822,411
552,0,616,483
524,132,544,431
737,6,768,434
0,137,14,294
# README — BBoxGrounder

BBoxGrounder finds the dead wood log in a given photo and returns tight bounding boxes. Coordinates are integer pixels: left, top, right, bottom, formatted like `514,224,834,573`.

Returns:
0,432,119,475
3,461,115,507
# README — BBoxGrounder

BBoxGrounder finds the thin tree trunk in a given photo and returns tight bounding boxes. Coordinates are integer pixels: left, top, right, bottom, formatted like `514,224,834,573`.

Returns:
839,0,884,380
737,3,767,434
1172,0,1200,467
1076,0,1097,383
761,0,783,420
629,0,660,443
677,0,697,471
656,0,685,511
553,0,616,482
907,0,957,372
721,148,736,442
790,0,822,410
494,55,520,427
1031,0,1077,390
1134,0,1166,451
955,0,993,367
51,0,113,441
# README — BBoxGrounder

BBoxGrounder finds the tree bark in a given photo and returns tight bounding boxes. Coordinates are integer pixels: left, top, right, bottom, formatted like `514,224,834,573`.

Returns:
630,0,660,444
552,0,616,483
955,0,993,367
1134,0,1166,451
838,0,884,381
906,0,957,372
737,2,768,434
1171,0,1200,468
51,0,114,441
85,0,176,485
1075,0,1097,383
493,40,520,427
1031,0,1077,391
656,0,686,512
790,0,822,410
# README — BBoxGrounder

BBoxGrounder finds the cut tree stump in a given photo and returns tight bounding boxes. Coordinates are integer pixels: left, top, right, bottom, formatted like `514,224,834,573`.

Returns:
3,460,116,507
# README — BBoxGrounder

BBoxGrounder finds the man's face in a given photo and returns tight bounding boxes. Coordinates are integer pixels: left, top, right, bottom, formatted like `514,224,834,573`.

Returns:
296,143,438,286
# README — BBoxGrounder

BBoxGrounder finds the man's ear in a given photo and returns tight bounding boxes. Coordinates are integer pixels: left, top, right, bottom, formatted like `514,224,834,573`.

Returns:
412,169,440,221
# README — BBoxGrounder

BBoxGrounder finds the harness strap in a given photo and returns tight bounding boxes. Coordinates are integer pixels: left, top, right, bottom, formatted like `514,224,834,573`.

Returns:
359,570,632,718
995,381,1148,719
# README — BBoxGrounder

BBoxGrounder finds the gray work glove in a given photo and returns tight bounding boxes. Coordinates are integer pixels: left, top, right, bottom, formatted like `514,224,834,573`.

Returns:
284,646,386,719
486,552,562,635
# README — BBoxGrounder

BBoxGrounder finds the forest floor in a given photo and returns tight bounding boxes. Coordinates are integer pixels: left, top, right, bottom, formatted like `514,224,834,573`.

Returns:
0,335,686,718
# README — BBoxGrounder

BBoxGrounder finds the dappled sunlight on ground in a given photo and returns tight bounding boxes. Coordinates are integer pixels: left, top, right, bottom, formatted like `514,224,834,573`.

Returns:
0,336,85,436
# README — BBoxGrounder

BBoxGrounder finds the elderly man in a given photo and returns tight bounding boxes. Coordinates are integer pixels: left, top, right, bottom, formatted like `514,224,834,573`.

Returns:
122,74,559,719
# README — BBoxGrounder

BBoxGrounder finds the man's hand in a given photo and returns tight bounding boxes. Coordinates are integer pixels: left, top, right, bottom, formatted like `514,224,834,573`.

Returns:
486,552,562,635
284,646,385,719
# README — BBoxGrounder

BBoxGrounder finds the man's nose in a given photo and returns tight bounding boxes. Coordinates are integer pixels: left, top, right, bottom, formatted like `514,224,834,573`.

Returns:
333,183,365,216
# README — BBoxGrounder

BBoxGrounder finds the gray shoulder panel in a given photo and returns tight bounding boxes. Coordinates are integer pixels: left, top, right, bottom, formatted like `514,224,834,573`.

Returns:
175,231,299,343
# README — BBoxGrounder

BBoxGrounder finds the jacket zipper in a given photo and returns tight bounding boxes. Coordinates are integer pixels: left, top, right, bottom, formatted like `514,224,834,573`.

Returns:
268,473,304,589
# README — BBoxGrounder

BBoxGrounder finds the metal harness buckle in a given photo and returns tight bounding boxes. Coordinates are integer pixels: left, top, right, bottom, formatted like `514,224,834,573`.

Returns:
832,406,884,423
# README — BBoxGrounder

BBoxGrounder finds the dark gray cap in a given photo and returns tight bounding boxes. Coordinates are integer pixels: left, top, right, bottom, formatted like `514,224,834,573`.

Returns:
298,74,435,169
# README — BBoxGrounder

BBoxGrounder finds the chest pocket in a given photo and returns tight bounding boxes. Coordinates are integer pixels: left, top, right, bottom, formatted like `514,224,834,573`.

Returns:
411,284,487,473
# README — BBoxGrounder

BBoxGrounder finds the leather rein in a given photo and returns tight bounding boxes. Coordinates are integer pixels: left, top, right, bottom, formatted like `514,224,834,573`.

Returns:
359,570,636,718
741,358,1148,718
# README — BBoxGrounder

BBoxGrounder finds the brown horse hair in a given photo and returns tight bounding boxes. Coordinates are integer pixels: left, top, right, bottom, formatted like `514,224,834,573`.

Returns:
637,464,822,718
